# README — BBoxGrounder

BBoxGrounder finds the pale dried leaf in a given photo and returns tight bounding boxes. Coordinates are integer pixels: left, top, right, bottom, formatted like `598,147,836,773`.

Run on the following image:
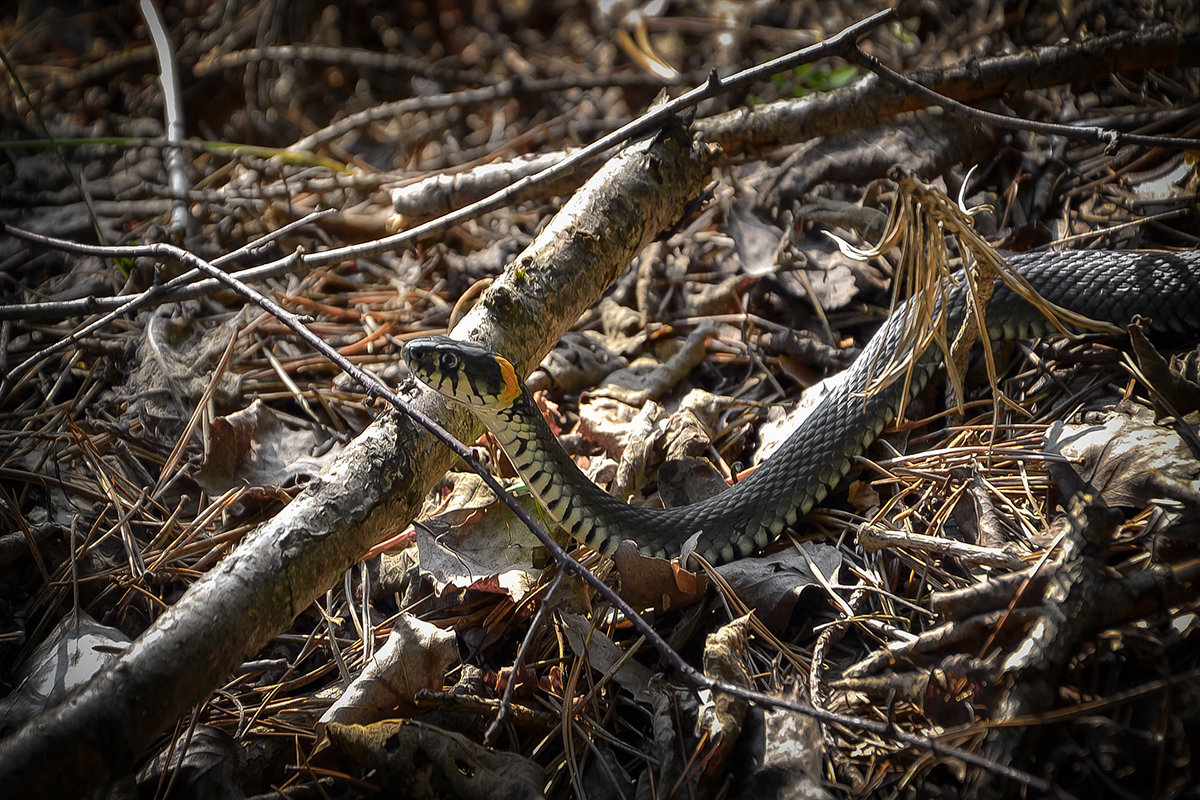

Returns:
0,612,130,733
1043,406,1200,509
320,613,457,727
778,246,860,310
578,395,649,458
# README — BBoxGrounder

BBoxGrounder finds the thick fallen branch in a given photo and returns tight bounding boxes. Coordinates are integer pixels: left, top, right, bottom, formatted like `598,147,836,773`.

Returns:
382,24,1199,218
0,125,715,799
702,23,1200,157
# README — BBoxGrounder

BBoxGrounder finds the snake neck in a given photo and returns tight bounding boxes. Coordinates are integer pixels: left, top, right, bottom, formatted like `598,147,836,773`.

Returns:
481,392,624,552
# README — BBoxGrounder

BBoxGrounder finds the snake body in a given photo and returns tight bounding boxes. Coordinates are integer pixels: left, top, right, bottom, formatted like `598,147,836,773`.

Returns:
404,250,1200,564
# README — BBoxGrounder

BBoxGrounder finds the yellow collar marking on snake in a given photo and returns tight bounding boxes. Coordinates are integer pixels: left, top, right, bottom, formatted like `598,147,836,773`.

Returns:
493,355,522,407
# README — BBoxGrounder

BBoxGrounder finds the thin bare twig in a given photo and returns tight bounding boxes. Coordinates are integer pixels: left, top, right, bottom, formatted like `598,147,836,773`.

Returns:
139,0,193,237
0,209,333,398
850,45,1200,151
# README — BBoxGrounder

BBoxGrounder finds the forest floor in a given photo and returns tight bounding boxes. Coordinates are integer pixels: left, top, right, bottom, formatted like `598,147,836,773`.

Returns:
1,1,1199,798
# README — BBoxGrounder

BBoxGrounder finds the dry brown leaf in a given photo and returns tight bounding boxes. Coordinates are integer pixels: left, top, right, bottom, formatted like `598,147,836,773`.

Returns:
415,495,546,603
194,398,339,493
728,198,786,277
1129,317,1200,415
559,610,656,702
1043,405,1200,509
319,613,457,727
611,539,708,610
136,726,240,800
714,543,843,634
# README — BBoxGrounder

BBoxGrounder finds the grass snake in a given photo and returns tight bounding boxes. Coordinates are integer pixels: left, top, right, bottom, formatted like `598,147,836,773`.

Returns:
403,249,1200,565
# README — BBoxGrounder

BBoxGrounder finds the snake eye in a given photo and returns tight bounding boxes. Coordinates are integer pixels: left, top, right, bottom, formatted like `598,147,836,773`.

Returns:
439,352,460,372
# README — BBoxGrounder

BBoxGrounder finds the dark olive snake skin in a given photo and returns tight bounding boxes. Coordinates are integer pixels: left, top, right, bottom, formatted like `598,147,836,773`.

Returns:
404,250,1200,565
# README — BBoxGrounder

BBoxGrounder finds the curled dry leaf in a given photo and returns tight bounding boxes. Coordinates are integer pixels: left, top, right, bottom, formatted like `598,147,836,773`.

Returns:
1043,404,1200,510
697,614,754,742
610,399,665,500
319,613,457,728
778,243,861,310
578,393,648,458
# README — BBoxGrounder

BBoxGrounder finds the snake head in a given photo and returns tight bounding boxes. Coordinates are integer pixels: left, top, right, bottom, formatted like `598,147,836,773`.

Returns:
402,335,522,408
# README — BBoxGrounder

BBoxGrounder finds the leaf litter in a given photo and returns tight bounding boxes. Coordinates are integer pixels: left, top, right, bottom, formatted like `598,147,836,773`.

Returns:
1,2,1199,798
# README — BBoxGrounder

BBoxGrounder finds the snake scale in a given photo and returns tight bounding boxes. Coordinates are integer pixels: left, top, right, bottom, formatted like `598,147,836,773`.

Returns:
404,249,1200,565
